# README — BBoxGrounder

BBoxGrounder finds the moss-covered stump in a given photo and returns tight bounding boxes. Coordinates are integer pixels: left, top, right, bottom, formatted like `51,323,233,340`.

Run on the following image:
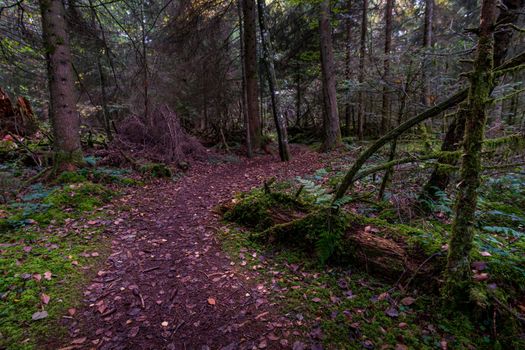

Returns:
221,189,310,231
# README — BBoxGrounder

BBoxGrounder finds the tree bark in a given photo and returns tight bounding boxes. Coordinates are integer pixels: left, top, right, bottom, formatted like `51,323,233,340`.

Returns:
238,0,253,157
344,0,352,137
257,0,290,161
444,0,498,305
421,0,434,109
242,0,262,150
380,0,394,133
39,0,83,170
319,0,342,151
357,0,368,140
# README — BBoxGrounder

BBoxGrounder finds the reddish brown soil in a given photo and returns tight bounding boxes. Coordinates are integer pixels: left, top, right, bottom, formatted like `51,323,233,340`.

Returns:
60,146,336,350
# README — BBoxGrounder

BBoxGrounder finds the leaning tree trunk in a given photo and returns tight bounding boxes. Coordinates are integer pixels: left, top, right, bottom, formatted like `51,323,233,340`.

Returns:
419,0,524,202
444,0,498,305
39,0,83,170
242,0,262,150
319,0,342,151
257,0,290,161
357,0,368,140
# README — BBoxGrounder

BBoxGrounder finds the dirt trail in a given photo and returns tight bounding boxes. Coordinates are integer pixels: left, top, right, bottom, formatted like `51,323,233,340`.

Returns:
62,147,332,350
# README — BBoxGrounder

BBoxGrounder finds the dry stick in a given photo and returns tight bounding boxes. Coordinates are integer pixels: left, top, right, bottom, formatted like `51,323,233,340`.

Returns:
333,50,525,202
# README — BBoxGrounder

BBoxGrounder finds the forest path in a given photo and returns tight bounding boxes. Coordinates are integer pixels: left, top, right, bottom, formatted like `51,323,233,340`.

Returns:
63,146,333,350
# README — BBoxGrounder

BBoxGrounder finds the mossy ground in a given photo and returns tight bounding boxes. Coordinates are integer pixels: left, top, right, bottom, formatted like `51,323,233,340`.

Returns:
0,167,131,349
220,166,525,349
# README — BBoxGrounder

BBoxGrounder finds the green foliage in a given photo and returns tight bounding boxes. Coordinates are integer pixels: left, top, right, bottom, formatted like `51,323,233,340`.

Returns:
296,177,332,205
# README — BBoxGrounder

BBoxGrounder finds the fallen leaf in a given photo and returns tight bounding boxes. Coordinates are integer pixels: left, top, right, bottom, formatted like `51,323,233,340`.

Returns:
385,307,399,318
33,273,42,282
480,251,492,257
23,246,32,253
71,337,86,345
44,271,52,280
312,297,321,303
207,297,216,305
400,297,416,306
473,273,489,282
40,293,50,304
68,308,76,316
32,311,48,320
161,321,168,327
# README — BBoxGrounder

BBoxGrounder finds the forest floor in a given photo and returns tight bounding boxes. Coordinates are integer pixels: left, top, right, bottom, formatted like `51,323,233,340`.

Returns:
56,145,336,350
2,143,523,350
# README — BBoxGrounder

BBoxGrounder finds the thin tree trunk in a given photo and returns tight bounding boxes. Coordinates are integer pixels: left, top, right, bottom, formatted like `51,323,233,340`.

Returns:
357,0,368,140
421,0,433,110
242,0,262,150
444,0,498,305
319,0,342,151
238,0,253,157
344,0,352,137
381,0,394,133
39,0,83,170
257,0,290,161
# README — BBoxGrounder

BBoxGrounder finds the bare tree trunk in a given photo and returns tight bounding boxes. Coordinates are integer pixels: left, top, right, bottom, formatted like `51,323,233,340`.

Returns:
257,0,290,161
381,0,394,133
344,0,352,137
319,0,342,151
39,0,83,170
444,0,498,305
242,0,262,150
238,0,253,157
421,0,434,109
357,0,368,140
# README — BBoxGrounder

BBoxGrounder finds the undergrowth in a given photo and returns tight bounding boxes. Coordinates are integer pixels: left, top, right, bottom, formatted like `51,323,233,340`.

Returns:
221,167,525,349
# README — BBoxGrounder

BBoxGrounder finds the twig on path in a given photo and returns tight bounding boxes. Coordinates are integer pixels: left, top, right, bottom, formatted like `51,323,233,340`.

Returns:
142,266,160,273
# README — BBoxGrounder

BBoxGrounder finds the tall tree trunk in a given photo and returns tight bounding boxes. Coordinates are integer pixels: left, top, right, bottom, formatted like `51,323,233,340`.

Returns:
381,0,394,133
39,0,83,170
319,0,342,151
357,0,368,140
257,0,290,161
238,0,253,157
344,0,352,137
421,0,433,109
420,0,524,202
444,0,498,305
242,0,262,150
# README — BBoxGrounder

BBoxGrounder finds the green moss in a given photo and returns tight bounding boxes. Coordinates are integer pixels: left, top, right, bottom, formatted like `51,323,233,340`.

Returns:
139,163,172,178
223,189,308,231
55,171,87,184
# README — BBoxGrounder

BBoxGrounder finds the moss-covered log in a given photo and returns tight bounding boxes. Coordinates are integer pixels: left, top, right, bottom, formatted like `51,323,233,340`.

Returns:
223,192,442,283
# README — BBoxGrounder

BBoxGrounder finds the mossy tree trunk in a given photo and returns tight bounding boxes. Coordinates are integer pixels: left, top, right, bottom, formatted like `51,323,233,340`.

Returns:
39,0,83,171
257,0,290,161
319,0,342,151
444,0,498,305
